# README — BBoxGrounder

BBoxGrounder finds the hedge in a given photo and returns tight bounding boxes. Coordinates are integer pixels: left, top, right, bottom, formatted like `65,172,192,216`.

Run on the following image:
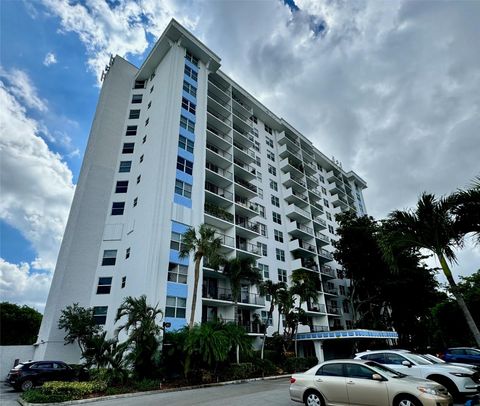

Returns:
21,381,107,403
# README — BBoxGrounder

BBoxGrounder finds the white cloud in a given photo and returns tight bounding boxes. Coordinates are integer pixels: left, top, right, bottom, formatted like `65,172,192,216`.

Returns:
0,74,75,272
0,259,51,312
43,52,57,66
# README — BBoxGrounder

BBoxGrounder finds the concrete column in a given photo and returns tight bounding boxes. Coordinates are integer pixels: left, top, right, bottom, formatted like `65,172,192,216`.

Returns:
313,340,325,362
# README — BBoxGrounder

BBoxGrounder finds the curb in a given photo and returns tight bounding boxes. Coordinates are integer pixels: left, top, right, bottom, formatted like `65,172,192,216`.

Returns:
17,374,291,406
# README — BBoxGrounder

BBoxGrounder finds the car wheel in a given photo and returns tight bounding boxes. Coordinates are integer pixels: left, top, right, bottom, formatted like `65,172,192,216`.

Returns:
20,380,34,391
304,390,324,406
395,395,421,406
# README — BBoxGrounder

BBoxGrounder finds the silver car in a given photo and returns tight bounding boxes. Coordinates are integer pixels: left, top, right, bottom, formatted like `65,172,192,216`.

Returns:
290,359,452,406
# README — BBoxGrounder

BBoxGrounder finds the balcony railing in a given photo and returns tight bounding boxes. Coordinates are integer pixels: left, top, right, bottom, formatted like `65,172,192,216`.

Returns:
234,196,259,213
202,317,266,334
307,303,326,313
236,240,261,255
232,94,253,114
206,162,233,180
300,258,320,272
296,239,317,254
310,325,329,332
214,232,235,247
207,125,232,144
326,306,340,315
207,143,232,161
324,286,338,295
233,126,254,142
318,248,334,261
234,158,256,175
233,142,256,159
235,218,259,233
320,265,336,278
284,158,305,174
315,232,330,243
202,286,265,306
208,77,230,95
295,222,314,235
312,216,327,227
207,107,232,126
291,189,308,202
205,182,233,200
234,177,257,193
204,203,234,222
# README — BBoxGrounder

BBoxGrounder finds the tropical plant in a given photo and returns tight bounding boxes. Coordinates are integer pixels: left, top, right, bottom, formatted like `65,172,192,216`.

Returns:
58,303,100,357
179,224,223,328
115,295,163,379
258,281,286,359
221,321,253,362
222,256,262,363
0,302,42,345
276,287,295,335
381,180,480,346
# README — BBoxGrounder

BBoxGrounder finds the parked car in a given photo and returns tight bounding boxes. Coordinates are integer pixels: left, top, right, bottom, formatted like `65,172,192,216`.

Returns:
5,361,77,391
290,359,452,406
355,350,480,399
420,353,480,373
441,348,480,366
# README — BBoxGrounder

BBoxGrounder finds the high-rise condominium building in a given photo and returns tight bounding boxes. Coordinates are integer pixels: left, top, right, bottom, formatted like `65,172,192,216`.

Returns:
35,20,395,363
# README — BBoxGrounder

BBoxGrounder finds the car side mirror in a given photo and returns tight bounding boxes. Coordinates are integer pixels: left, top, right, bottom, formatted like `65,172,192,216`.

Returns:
372,374,384,381
402,361,412,368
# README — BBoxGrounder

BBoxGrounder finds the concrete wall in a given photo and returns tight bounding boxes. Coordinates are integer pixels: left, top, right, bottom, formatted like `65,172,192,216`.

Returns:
0,345,34,379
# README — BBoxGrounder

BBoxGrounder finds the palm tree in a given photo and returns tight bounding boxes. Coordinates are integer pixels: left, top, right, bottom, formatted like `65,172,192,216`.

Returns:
115,295,163,378
381,183,480,346
276,287,294,335
222,256,262,363
258,280,286,359
179,224,223,329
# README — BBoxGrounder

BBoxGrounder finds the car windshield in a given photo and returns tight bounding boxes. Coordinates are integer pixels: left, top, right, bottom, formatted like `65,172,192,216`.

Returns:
404,353,433,365
423,354,444,364
365,361,407,378
13,364,25,370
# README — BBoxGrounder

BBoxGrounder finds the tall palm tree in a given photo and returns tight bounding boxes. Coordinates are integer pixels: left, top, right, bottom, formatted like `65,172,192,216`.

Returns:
115,295,163,378
179,224,223,329
381,183,480,346
222,256,262,363
258,280,286,359
276,286,295,335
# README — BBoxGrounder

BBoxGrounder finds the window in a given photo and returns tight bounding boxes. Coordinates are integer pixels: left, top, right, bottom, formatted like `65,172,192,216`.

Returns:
115,180,128,193
251,115,258,124
125,247,130,259
111,202,125,215
165,296,187,318
93,306,108,325
259,223,267,237
184,65,198,81
345,364,375,379
140,155,144,163
126,125,137,136
342,301,350,313
268,165,276,176
180,115,195,133
177,156,193,175
252,127,259,137
136,175,141,184
168,263,188,284
266,137,274,148
101,250,117,266
253,140,260,152
257,187,263,199
264,124,273,135
323,198,330,208
316,363,344,377
183,80,197,97
361,353,387,363
185,51,199,66
272,211,282,224
319,175,325,183
276,249,285,262
147,101,151,109
274,230,284,243
134,80,145,89
121,276,126,289
255,156,261,167
181,97,196,115
385,353,409,365
122,143,134,154
257,242,267,256
96,277,112,294
175,180,192,198
170,231,187,252
119,161,131,173
150,85,154,93
326,212,332,221
278,268,287,282
270,179,278,191
256,172,262,182
267,150,275,162
271,195,280,207
145,118,149,126
328,225,335,234
133,197,138,207
142,135,147,144
258,263,269,279
178,135,194,153
131,94,142,104
261,310,273,326
339,285,346,295
129,109,140,119
258,204,265,218
321,186,327,195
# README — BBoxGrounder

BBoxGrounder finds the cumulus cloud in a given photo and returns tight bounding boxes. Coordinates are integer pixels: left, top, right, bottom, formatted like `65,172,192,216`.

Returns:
43,51,57,66
0,73,75,272
0,259,51,312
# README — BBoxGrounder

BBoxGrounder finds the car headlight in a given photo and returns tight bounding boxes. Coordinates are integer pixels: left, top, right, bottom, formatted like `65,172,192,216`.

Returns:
417,386,443,396
450,372,472,377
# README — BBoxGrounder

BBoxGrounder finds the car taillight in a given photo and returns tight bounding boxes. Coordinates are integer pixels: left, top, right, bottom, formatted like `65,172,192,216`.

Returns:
290,377,296,384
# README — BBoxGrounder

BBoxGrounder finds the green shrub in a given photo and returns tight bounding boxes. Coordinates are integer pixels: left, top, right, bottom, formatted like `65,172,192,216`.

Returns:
284,357,318,373
133,379,161,391
40,380,107,399
22,389,70,404
221,362,255,381
252,358,278,376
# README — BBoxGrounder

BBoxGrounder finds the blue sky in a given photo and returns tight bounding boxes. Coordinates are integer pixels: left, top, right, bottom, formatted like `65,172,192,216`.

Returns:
1,0,479,311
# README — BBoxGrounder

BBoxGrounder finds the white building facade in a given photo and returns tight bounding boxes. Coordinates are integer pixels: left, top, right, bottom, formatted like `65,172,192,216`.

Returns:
35,20,381,363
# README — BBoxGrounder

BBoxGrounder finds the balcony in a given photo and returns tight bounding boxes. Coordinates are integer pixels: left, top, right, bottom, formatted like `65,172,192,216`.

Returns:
232,107,254,136
235,217,260,239
285,187,309,208
318,248,334,263
310,201,324,215
233,158,257,181
207,95,231,121
207,105,231,133
234,176,257,199
205,161,233,188
202,317,266,334
286,204,311,223
326,170,341,183
207,125,232,151
326,306,341,316
206,142,232,167
215,232,235,254
202,286,265,308
233,126,254,148
292,258,320,274
234,196,259,217
308,187,322,200
331,194,348,209
205,182,233,207
303,160,317,176
320,265,336,278
281,172,307,193
324,286,338,296
315,232,330,246
280,157,304,178
278,131,301,151
233,142,256,164
312,216,327,229
306,174,319,187
306,303,326,314
204,202,234,230
236,239,262,259
278,143,303,162
287,221,314,240
232,93,253,115
208,76,230,99
310,325,330,333
289,238,317,258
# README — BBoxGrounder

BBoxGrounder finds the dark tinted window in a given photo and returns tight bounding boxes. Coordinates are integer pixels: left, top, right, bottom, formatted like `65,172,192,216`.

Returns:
362,353,387,364
33,362,53,369
465,349,480,355
346,364,375,380
53,363,67,369
450,349,466,355
316,363,344,377
386,353,408,365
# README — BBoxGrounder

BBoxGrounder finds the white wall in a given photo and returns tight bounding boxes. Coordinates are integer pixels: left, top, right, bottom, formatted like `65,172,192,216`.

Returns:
0,345,34,379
